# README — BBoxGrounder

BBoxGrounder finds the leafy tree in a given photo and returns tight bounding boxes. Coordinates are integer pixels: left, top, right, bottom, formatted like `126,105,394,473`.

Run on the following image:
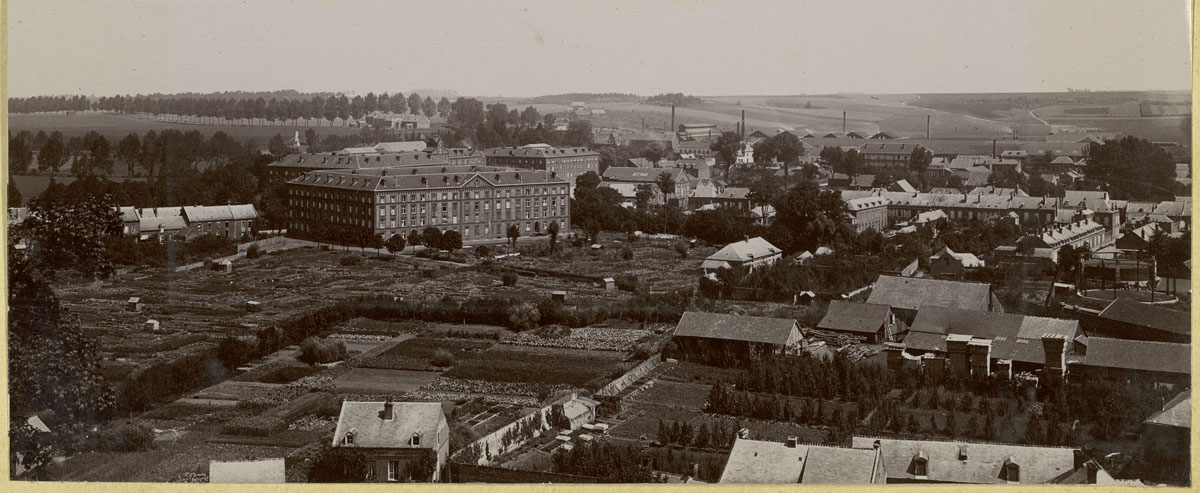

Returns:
710,131,743,166
546,221,560,252
754,131,804,177
385,234,406,256
442,230,463,252
9,180,23,208
422,227,443,250
673,241,689,259
507,224,520,248
655,171,677,203
308,444,368,482
909,145,933,173
38,137,66,173
9,132,35,173
423,96,437,118
407,93,424,115
407,230,422,254
642,143,665,166
635,183,655,210
1087,136,1177,200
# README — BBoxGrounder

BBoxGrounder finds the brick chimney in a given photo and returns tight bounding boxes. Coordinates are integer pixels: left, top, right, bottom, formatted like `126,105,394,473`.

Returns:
946,334,972,376
1041,333,1067,381
1086,461,1099,484
967,339,992,376
382,397,394,420
786,437,797,448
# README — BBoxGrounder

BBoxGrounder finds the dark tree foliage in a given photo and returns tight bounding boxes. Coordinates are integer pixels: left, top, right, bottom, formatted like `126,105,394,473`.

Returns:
1086,136,1178,200
308,445,369,483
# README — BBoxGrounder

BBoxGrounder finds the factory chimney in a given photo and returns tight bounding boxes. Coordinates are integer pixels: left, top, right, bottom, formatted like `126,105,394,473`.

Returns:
927,115,931,139
671,104,676,133
842,111,847,133
741,110,746,139
992,139,997,158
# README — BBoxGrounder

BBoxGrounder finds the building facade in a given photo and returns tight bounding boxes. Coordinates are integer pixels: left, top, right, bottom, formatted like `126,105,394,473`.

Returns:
483,144,600,194
287,166,570,245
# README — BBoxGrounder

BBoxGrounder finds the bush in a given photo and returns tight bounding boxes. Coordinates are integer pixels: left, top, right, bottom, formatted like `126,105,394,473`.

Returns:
223,415,287,437
430,348,456,367
339,256,361,266
673,241,689,259
501,271,519,286
615,274,639,293
94,421,156,452
476,245,491,257
621,245,634,260
298,337,348,365
246,244,262,259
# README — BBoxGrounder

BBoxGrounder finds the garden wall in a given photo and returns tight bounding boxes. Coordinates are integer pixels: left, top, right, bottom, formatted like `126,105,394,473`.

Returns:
456,405,552,466
595,356,661,398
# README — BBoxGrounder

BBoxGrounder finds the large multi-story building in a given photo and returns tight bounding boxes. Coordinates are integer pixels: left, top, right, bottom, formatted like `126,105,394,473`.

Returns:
286,165,570,245
859,142,933,169
483,144,599,194
431,147,485,166
267,152,449,187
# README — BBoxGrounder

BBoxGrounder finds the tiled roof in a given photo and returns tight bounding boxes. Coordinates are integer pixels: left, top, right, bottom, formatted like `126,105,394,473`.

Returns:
333,401,446,449
860,142,928,155
138,207,187,232
846,195,888,211
905,306,1079,364
1144,390,1190,429
817,301,892,335
1079,337,1190,375
720,438,879,484
867,276,993,312
1098,299,1190,336
851,437,1076,484
209,458,286,483
930,246,984,268
674,311,798,346
116,206,140,222
893,179,917,193
706,237,781,263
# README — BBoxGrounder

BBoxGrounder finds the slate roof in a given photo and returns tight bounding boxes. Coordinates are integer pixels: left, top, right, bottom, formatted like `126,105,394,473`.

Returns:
182,204,259,222
892,179,917,193
268,152,448,170
602,167,688,183
138,207,187,232
930,246,984,268
374,141,428,153
1079,337,1190,375
817,301,891,335
290,167,567,192
706,237,781,263
867,276,993,312
674,311,799,346
483,145,598,158
1143,390,1190,429
720,438,879,484
852,437,1076,484
116,206,140,223
1098,299,1190,336
209,458,286,483
904,306,1080,364
333,401,447,449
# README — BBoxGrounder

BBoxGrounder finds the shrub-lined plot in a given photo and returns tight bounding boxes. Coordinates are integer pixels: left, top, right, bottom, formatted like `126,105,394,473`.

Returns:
443,346,632,389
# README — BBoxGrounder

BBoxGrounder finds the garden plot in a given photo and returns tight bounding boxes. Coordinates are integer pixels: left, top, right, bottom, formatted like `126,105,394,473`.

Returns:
625,380,711,409
441,345,634,390
332,367,442,394
503,326,652,352
356,337,496,371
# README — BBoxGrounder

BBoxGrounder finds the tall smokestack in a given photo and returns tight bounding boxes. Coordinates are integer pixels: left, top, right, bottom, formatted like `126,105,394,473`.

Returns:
992,139,997,158
671,104,676,134
741,110,746,139
842,111,847,133
927,115,931,139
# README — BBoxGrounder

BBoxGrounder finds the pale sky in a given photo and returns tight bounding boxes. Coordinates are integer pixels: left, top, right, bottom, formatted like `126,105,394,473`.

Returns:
6,0,1193,98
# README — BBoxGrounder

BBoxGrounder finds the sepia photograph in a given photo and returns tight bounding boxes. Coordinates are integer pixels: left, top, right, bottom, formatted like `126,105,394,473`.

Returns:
3,0,1193,486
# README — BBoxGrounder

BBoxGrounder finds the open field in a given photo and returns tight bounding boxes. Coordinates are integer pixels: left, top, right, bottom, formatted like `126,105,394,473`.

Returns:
443,345,632,389
8,112,367,141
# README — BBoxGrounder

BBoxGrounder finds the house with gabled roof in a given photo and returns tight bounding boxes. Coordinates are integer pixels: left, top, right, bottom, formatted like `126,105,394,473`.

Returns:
867,275,1002,325
816,301,904,343
852,437,1078,484
929,246,984,279
181,204,259,241
898,305,1080,377
702,237,781,273
719,437,885,484
333,400,449,482
672,311,802,360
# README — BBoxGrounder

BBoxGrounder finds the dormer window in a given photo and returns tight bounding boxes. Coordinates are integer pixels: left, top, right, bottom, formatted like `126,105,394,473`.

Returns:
1003,457,1020,483
343,431,356,445
912,451,928,477
410,433,421,447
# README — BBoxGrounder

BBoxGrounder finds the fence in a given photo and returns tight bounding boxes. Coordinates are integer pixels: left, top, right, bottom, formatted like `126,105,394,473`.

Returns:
595,356,661,398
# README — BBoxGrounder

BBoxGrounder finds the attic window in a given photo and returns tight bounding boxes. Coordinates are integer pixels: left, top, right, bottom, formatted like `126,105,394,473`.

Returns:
410,433,421,447
343,431,355,445
912,452,928,477
1003,458,1019,482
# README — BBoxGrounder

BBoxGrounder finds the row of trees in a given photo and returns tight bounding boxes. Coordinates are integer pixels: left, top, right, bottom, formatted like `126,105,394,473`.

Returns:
655,419,738,450
10,91,452,121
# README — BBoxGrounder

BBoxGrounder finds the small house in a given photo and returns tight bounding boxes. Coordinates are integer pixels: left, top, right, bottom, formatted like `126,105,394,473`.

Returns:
127,297,143,313
145,319,160,331
815,301,904,343
333,400,450,482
